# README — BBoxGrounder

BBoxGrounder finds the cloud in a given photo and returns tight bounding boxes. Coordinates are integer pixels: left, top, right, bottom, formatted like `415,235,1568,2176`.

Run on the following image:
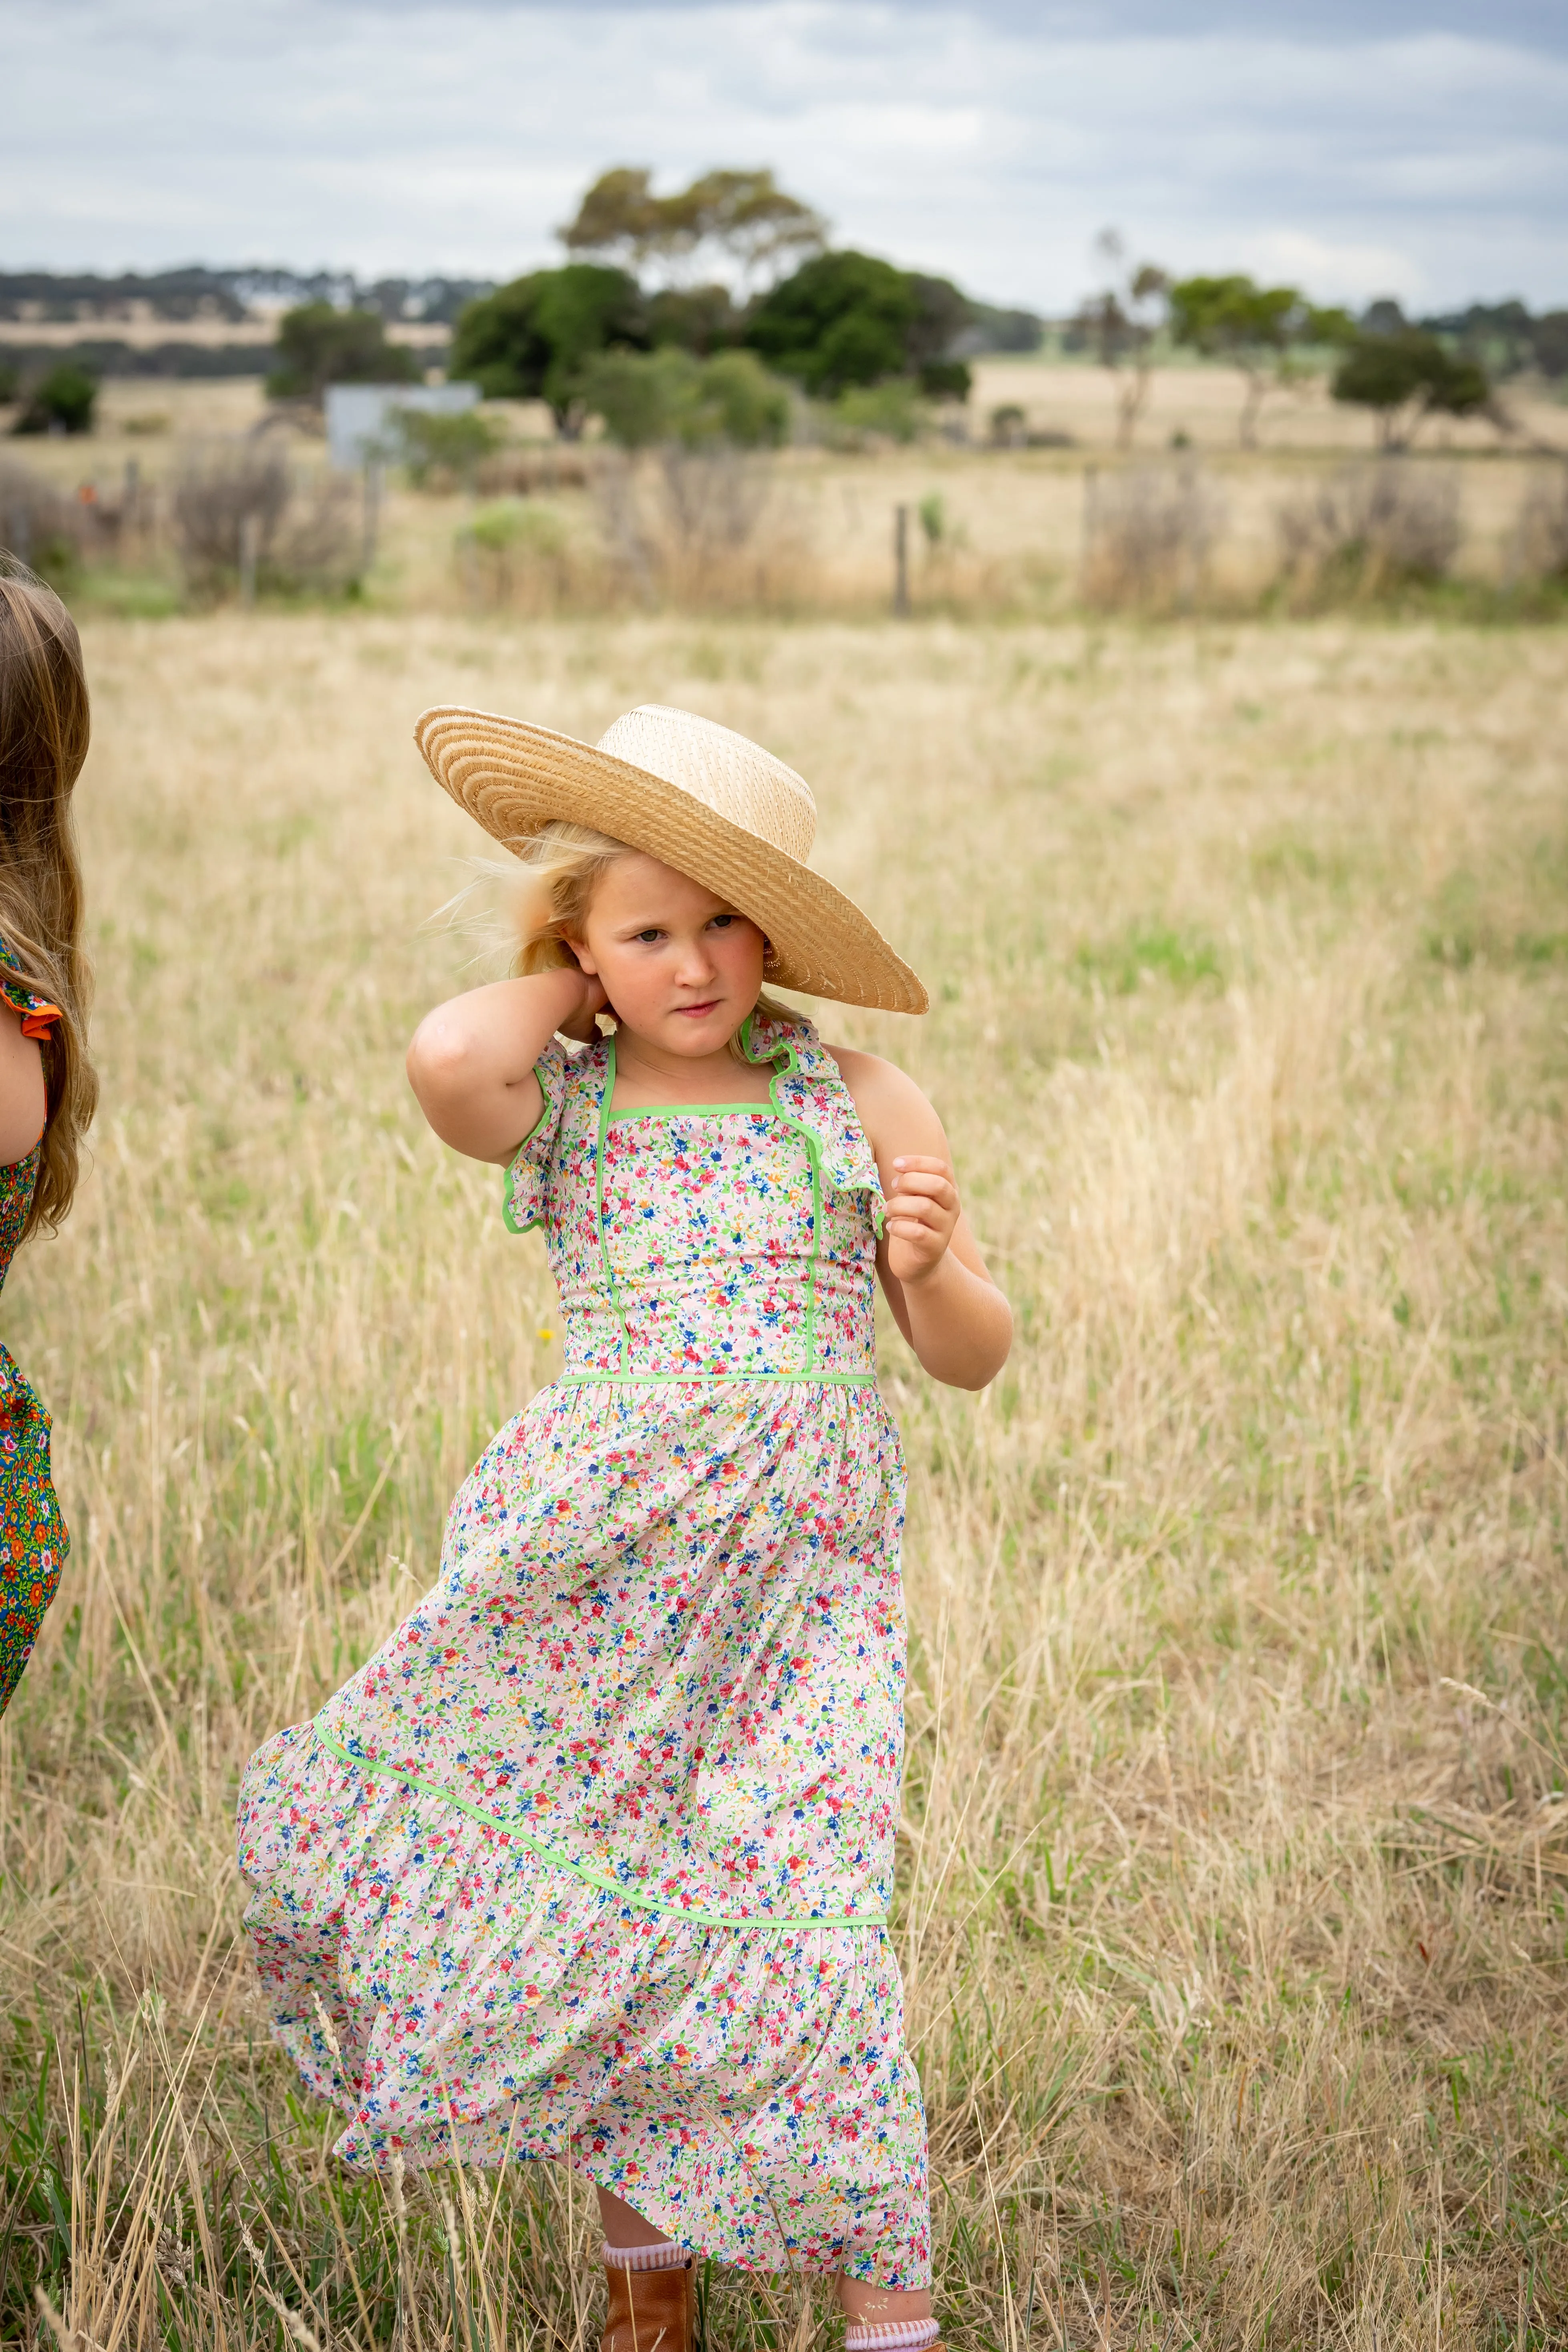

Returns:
5,0,1565,308
1234,233,1426,305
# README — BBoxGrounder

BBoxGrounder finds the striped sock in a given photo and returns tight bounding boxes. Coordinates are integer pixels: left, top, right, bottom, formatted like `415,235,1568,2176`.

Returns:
602,2240,689,2272
844,2324,940,2350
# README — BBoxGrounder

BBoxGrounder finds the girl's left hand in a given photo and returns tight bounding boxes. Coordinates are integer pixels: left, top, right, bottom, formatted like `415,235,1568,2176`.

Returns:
883,1155,961,1287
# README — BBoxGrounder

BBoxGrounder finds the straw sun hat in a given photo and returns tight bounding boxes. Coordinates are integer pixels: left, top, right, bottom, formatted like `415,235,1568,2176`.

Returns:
415,702,928,1015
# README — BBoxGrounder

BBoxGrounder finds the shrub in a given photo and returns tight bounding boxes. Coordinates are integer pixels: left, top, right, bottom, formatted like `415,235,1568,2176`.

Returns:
396,408,502,488
171,441,359,600
826,379,927,448
1081,461,1224,612
918,358,972,400
590,445,796,606
10,362,98,437
582,348,790,451
265,304,421,405
460,501,572,606
0,362,18,405
581,350,684,450
1276,460,1461,599
697,352,792,449
0,456,83,578
1503,462,1568,585
473,447,592,496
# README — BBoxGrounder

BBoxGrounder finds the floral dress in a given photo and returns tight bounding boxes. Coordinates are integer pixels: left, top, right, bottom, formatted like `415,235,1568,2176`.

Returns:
238,1011,930,2287
0,966,67,1718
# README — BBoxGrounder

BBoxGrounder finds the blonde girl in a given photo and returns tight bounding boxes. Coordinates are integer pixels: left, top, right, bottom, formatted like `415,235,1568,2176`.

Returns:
240,704,1010,2352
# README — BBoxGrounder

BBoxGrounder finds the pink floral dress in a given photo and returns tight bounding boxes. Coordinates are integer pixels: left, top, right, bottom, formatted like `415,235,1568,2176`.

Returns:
238,1011,930,2287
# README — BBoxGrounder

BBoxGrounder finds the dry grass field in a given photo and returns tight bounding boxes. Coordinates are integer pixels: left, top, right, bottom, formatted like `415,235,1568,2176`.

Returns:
1,606,1567,2350
8,374,1566,627
16,365,1566,458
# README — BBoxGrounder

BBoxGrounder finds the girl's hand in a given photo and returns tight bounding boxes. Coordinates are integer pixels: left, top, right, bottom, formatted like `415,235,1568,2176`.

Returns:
883,1155,961,1287
556,961,609,1044
827,1046,1012,1390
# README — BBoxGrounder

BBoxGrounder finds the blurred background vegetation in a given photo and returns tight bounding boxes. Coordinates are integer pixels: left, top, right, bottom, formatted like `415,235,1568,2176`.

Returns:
1,161,1564,629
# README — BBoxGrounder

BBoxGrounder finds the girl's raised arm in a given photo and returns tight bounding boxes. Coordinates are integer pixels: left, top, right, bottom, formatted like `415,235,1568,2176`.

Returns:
831,1047,1012,1392
407,966,605,1165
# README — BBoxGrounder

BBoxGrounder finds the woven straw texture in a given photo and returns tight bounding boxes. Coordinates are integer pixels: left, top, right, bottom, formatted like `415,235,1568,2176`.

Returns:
414,703,928,1015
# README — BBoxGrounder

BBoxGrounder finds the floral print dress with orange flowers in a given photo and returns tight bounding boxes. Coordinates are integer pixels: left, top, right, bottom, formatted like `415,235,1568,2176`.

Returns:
0,963,67,1717
238,1011,931,2288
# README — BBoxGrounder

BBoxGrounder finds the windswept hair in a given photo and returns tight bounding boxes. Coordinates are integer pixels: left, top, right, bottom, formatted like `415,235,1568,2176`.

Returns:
509,820,794,1063
0,565,97,1237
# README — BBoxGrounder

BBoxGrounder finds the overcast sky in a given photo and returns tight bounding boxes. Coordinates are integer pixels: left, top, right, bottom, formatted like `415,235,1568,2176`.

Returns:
6,0,1566,312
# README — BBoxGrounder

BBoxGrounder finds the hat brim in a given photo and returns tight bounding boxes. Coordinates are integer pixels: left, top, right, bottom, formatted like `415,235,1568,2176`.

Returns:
415,705,929,1016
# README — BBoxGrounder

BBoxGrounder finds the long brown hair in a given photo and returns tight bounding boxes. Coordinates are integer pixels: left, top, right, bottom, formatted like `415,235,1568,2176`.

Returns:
0,565,97,1236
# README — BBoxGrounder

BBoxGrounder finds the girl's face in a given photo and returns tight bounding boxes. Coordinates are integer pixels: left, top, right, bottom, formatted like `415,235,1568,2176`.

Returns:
568,852,766,1058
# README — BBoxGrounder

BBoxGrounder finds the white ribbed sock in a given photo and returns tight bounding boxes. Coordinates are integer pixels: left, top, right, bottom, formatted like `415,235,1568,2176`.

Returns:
843,2323,939,2350
602,2239,689,2272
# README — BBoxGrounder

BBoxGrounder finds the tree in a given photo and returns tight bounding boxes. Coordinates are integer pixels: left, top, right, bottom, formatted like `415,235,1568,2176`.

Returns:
11,362,98,436
646,283,743,356
905,276,974,399
449,266,647,435
560,166,827,293
1529,311,1568,380
1073,233,1168,451
1167,274,1351,448
266,304,422,405
1331,329,1490,448
745,251,920,396
396,408,503,488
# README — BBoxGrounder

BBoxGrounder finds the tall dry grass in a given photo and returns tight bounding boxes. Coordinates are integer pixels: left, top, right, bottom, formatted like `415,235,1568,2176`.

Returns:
2,610,1566,2349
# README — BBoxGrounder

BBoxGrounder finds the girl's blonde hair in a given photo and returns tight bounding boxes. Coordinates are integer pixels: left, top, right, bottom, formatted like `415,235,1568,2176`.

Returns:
0,567,97,1237
511,820,795,1061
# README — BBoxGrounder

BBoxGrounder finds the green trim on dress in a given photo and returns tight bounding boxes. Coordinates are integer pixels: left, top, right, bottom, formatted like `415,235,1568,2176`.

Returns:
505,1016,878,1385
312,1723,888,1931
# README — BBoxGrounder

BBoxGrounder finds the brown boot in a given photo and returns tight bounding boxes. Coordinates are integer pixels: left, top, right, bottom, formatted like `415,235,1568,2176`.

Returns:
600,2254,695,2352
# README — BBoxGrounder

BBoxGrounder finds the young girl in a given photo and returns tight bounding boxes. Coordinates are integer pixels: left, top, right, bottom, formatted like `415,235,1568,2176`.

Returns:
0,567,96,1716
240,703,1010,2350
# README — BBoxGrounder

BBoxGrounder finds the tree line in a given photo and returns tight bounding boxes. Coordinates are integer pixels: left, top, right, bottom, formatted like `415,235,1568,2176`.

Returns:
257,174,1562,453
5,169,1564,446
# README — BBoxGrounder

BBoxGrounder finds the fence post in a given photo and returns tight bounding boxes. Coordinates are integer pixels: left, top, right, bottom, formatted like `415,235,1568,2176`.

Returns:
892,503,910,618
238,513,258,610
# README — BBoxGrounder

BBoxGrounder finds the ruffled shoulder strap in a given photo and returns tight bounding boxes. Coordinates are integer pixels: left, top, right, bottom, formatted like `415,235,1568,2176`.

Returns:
503,1033,608,1234
0,952,62,1042
741,1008,886,1234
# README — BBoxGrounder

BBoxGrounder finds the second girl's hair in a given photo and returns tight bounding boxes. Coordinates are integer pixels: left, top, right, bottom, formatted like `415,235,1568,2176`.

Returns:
511,820,794,1062
0,567,97,1236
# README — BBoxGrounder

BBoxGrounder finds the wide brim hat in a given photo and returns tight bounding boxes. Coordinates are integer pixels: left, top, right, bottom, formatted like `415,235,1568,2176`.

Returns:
414,701,928,1014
